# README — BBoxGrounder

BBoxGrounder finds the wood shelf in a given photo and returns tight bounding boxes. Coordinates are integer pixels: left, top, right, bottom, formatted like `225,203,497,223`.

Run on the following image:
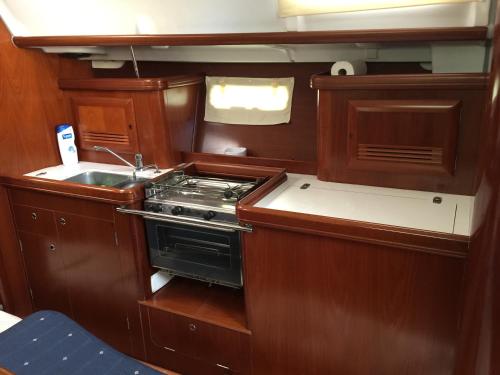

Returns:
139,277,250,334
13,27,488,48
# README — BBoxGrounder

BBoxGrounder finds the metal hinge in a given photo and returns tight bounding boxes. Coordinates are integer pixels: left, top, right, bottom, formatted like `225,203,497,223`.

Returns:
18,239,23,252
126,316,130,331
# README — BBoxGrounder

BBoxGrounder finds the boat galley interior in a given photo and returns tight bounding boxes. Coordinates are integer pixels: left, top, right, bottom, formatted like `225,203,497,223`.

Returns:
0,0,500,374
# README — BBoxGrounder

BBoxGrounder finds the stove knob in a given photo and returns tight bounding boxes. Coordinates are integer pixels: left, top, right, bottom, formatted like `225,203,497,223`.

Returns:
171,206,184,216
224,190,234,199
148,204,162,213
203,211,216,221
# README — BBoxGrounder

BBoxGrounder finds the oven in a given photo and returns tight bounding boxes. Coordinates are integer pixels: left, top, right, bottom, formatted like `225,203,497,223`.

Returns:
145,218,243,288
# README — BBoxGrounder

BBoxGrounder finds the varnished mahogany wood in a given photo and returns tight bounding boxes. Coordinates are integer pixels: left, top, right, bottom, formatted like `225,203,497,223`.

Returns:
242,226,466,375
69,96,140,154
60,77,202,168
182,151,317,175
0,175,145,205
0,18,91,313
59,76,203,91
0,186,32,316
238,205,468,258
99,62,331,164
2,185,151,359
312,73,487,194
346,99,460,175
311,72,488,90
140,277,249,334
455,2,500,374
12,27,488,48
140,278,251,374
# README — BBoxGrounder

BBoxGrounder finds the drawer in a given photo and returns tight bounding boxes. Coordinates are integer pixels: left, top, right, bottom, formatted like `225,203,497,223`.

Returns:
144,306,250,374
145,344,239,375
12,204,56,237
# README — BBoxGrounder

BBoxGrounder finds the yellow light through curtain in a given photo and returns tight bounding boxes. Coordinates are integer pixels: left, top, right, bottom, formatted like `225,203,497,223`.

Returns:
278,0,481,17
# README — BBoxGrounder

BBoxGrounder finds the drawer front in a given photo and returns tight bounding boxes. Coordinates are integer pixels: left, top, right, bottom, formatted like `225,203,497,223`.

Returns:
12,204,56,237
146,307,250,373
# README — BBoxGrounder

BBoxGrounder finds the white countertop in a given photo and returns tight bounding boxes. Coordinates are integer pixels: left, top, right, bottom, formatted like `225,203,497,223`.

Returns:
255,174,474,236
24,161,171,181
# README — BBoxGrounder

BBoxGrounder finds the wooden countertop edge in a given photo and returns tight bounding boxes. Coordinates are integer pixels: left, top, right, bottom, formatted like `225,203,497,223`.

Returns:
0,175,144,205
237,205,469,258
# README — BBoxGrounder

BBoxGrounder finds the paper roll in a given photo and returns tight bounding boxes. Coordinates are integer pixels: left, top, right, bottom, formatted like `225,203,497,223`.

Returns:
330,60,367,76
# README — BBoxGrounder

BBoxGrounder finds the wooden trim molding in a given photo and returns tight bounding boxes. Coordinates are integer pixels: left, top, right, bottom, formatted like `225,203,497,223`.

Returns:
311,73,489,90
237,205,469,258
182,152,317,175
13,27,488,48
59,76,203,91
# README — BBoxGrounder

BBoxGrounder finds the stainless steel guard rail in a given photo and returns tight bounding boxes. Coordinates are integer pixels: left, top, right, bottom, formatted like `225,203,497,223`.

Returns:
115,207,253,233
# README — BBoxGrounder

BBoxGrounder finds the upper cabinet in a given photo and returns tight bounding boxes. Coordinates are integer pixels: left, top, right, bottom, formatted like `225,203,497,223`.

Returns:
311,73,488,194
60,76,202,168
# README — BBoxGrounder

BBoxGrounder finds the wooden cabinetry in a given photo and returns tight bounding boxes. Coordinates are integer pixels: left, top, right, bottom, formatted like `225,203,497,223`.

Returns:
311,73,488,194
140,278,251,374
60,76,203,168
8,188,145,357
240,221,466,375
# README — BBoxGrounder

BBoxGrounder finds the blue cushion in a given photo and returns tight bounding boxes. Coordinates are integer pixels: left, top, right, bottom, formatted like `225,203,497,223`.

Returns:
0,310,162,375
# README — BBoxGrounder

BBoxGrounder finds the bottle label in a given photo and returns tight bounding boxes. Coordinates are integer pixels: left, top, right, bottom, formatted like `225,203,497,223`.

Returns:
62,134,73,140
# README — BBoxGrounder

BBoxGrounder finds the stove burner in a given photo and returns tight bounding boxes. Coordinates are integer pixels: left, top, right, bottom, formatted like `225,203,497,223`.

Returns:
144,169,263,223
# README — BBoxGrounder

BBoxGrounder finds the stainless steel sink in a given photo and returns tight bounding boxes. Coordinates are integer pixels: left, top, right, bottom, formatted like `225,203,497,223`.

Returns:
64,171,146,188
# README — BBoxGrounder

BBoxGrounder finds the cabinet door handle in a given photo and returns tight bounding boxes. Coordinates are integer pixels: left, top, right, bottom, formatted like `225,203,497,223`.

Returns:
59,217,66,225
188,323,197,332
31,212,38,220
49,244,56,251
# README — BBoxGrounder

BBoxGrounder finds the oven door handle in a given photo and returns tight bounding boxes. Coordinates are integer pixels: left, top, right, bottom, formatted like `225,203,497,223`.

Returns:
116,207,253,233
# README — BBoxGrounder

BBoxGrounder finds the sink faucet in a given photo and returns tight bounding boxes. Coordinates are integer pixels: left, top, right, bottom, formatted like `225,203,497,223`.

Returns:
92,146,160,178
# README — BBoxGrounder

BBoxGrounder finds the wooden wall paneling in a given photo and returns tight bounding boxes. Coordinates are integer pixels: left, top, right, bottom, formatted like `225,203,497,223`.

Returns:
312,74,487,194
242,226,466,375
0,186,32,316
0,19,91,315
97,62,327,163
0,20,90,177
455,2,500,374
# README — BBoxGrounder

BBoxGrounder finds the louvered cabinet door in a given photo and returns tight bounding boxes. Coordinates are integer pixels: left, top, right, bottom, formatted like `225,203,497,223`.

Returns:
69,96,139,154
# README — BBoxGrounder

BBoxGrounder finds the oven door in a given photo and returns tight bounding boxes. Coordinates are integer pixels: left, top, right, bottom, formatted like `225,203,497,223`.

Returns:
145,219,243,288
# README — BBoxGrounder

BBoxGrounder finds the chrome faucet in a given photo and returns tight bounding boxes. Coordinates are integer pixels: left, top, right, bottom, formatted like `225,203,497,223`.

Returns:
92,146,160,178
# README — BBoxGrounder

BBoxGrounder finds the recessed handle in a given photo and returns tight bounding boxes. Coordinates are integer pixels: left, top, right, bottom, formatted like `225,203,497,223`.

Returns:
49,244,56,251
59,217,66,225
188,323,197,332
31,212,38,220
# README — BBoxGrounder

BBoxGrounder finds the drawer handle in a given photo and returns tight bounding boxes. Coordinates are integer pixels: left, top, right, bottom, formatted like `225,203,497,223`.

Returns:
31,212,38,220
49,244,56,251
188,323,197,332
59,217,66,225
163,346,176,352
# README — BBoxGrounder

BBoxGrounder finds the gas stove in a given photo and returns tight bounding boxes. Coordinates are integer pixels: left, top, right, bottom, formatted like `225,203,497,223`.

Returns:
143,169,263,224
117,164,270,288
